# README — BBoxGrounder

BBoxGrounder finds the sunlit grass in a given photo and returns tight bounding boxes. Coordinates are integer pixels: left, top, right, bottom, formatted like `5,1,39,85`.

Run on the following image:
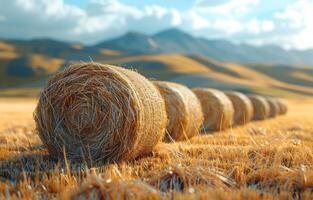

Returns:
0,99,313,199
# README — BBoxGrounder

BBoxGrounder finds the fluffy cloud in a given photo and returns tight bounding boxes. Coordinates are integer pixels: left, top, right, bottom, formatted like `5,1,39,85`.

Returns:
0,0,312,49
190,0,275,36
0,0,176,43
194,0,229,7
194,0,259,16
274,0,313,49
145,5,168,19
210,19,242,34
0,0,84,40
245,19,275,34
170,9,182,26
187,11,210,30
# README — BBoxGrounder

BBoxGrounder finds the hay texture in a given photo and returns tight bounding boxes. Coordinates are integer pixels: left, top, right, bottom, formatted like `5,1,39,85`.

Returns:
276,98,288,115
192,88,234,132
248,95,270,120
224,91,253,125
266,97,280,118
153,81,203,142
34,62,167,164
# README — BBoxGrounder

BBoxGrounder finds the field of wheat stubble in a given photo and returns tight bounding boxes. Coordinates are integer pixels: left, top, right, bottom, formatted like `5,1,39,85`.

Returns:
0,96,312,199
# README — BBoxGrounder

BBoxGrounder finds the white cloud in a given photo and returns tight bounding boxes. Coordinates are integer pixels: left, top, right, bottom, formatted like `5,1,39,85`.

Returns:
16,0,84,18
261,20,275,32
274,0,313,49
194,0,259,17
144,5,168,19
274,3,304,29
187,11,210,30
188,0,282,48
87,0,142,19
190,0,275,37
74,0,143,35
0,0,179,43
202,18,275,36
0,0,215,43
245,19,274,34
194,0,229,7
0,0,84,41
170,9,182,26
211,19,242,34
0,0,312,49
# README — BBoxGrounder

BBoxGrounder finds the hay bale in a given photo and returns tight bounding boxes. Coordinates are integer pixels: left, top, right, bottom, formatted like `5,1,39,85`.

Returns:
153,81,203,142
34,62,167,164
224,91,253,125
248,95,270,120
192,88,234,132
266,97,280,118
276,98,288,115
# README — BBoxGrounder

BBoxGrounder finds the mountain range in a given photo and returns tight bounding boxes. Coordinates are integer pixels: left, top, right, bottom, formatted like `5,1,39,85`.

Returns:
1,28,313,66
96,28,313,66
1,28,313,98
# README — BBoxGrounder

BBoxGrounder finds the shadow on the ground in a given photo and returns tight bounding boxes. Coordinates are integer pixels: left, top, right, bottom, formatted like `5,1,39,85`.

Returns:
0,144,156,182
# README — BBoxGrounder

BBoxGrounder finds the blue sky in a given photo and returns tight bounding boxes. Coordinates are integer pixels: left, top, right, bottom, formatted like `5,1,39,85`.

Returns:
121,0,194,10
64,0,194,10
65,0,87,7
1,0,313,49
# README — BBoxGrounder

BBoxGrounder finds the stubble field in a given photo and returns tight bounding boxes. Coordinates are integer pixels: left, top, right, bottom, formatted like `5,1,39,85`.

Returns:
0,98,313,199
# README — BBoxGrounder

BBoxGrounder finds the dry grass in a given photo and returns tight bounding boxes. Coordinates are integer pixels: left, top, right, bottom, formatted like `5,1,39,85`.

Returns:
292,72,313,83
0,42,18,59
34,63,167,165
71,44,83,50
1,97,313,199
29,54,64,74
99,48,122,56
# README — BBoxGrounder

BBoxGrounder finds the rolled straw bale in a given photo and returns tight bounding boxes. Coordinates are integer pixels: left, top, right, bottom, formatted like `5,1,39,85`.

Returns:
248,95,270,120
192,88,234,132
153,81,203,142
34,62,167,164
224,91,253,125
266,97,280,118
276,98,288,115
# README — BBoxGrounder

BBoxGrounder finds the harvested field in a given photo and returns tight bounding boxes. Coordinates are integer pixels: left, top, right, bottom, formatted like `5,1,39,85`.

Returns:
1,98,313,199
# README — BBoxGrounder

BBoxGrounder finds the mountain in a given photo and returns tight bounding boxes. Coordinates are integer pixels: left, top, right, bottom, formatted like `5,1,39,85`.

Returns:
1,28,313,98
2,28,313,66
153,28,204,53
96,31,160,54
96,28,313,66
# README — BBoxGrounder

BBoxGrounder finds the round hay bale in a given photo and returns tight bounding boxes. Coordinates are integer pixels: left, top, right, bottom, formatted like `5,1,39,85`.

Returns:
276,98,288,115
192,88,234,132
248,95,270,120
224,91,253,125
266,97,280,118
153,81,203,142
34,62,167,164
